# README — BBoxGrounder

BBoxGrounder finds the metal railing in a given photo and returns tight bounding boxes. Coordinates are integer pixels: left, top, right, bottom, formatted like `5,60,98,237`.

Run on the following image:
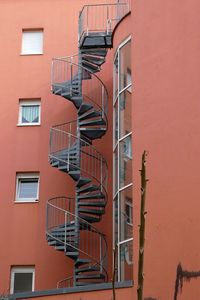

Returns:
49,120,108,194
57,276,74,289
51,54,108,121
46,196,108,287
79,2,131,43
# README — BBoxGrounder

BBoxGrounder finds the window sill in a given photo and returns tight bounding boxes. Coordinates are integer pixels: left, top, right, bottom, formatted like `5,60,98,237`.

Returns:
20,53,43,56
17,123,41,127
14,200,39,204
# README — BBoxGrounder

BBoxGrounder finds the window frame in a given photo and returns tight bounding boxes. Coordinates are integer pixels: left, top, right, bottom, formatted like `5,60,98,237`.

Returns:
113,36,133,282
21,29,44,55
15,173,40,203
10,266,35,294
18,99,41,126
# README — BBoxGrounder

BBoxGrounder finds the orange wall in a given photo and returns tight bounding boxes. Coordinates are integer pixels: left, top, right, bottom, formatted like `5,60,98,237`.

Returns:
0,0,113,293
132,0,200,299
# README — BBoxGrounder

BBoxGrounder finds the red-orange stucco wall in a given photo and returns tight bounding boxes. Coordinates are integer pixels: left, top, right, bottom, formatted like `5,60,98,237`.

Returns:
0,0,113,293
133,0,200,299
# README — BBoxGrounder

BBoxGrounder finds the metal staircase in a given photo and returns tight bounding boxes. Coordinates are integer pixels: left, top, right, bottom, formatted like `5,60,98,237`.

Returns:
46,2,131,289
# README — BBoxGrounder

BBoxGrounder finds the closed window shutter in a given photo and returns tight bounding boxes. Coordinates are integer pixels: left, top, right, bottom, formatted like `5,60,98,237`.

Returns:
19,179,38,199
22,30,43,54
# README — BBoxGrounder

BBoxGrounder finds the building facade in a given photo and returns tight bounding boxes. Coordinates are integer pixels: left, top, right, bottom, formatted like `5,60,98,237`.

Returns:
1,0,200,299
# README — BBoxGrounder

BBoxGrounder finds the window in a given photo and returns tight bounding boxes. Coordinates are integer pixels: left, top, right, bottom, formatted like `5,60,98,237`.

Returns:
18,99,41,126
10,267,35,294
113,36,132,282
15,173,39,202
21,29,43,55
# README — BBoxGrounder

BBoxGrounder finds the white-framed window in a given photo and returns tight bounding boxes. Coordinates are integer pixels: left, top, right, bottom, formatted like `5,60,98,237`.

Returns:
125,200,133,225
113,36,133,282
21,29,43,55
18,99,41,126
15,173,39,203
10,266,35,294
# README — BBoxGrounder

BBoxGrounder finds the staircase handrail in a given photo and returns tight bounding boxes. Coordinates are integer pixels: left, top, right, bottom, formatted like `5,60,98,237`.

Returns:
51,56,109,118
79,2,131,43
46,196,108,283
49,123,108,193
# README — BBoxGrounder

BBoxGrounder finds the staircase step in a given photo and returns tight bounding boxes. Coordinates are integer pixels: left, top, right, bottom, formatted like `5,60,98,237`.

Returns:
78,110,101,121
77,184,99,193
76,177,91,188
80,128,106,139
79,118,106,127
78,103,93,115
75,282,103,286
68,170,80,181
66,252,79,259
75,258,91,267
75,266,100,274
81,48,107,56
78,208,105,215
55,245,65,251
76,274,105,280
82,54,105,64
78,193,105,200
81,34,112,48
78,202,106,207
79,214,100,223
82,61,100,73
50,160,59,167
50,225,76,233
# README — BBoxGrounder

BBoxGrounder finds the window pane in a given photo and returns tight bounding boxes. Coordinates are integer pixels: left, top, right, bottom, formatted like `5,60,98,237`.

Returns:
114,195,118,245
114,101,118,145
119,40,131,91
119,89,132,138
14,273,33,293
119,136,132,188
114,147,118,193
119,186,133,242
21,105,39,123
22,30,43,54
19,179,38,199
119,241,133,281
114,53,119,98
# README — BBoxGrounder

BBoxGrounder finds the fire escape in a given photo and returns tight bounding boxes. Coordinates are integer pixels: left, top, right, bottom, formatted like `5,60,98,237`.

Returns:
46,2,130,288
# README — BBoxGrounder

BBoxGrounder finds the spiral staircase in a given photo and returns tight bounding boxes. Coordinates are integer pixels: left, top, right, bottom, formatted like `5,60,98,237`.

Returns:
46,2,130,289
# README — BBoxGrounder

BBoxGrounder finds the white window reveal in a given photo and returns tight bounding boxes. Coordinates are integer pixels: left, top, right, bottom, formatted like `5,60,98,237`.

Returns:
10,266,35,294
21,29,43,55
15,173,39,202
18,99,41,126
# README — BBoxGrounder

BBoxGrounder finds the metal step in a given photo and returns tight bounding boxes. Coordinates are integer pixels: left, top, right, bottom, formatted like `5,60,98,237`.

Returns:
66,252,79,259
75,281,103,286
81,34,112,49
82,61,100,73
78,208,105,215
82,54,105,64
78,110,101,121
76,274,105,280
77,184,99,193
78,202,106,207
76,177,91,188
75,265,100,274
78,193,105,200
68,170,80,181
80,128,106,139
75,258,91,267
78,103,93,115
79,214,100,223
79,118,106,127
81,48,107,56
